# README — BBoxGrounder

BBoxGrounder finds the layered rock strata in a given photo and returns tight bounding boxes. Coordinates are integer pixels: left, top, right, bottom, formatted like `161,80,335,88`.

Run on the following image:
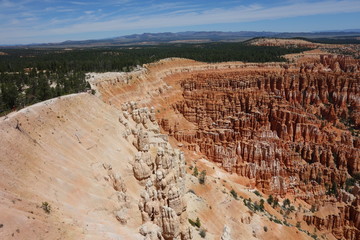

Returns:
89,57,359,240
159,69,360,239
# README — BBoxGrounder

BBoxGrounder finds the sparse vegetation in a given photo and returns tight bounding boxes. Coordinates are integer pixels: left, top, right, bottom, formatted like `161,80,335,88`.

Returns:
41,201,51,214
199,229,206,238
188,217,201,228
230,189,238,200
326,181,338,196
310,205,317,213
272,198,279,208
283,219,290,227
259,199,265,211
272,218,282,224
192,166,199,177
345,177,356,191
244,198,265,212
311,233,318,239
254,190,262,197
283,198,291,208
198,170,206,184
289,205,295,212
267,195,273,205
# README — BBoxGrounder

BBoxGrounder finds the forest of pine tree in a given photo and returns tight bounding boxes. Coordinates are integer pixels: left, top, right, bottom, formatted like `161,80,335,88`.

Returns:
0,42,308,114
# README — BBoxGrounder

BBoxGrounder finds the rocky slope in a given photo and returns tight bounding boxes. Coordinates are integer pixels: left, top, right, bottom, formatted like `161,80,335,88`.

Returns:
0,93,191,240
1,56,359,240
91,57,359,239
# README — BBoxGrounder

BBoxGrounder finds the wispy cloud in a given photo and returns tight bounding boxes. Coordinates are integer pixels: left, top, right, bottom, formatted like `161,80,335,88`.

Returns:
0,0,360,44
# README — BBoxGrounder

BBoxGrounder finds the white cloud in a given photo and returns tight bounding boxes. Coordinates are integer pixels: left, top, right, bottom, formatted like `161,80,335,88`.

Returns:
1,0,360,44
43,0,360,34
0,0,16,8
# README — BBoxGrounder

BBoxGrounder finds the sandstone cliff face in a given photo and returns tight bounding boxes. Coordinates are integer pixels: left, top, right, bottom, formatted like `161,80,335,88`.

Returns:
303,203,360,240
320,55,360,73
159,69,360,239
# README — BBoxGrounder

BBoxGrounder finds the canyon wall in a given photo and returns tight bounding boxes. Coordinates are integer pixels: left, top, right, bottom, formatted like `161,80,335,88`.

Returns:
87,57,359,240
158,67,359,239
1,57,359,240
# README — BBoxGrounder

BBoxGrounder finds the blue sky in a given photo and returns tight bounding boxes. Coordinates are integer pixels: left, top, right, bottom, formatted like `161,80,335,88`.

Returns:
0,0,359,44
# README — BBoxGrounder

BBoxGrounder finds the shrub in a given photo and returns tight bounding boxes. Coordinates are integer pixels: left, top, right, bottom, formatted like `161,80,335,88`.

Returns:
310,205,317,213
199,170,206,184
199,229,206,238
326,181,338,196
41,201,51,214
230,189,238,200
195,217,201,228
267,195,273,205
253,201,260,211
272,199,279,208
311,233,318,239
188,217,201,228
259,199,265,211
283,198,291,208
345,178,356,191
263,226,268,232
193,167,199,177
188,219,196,227
254,190,262,197
273,218,282,224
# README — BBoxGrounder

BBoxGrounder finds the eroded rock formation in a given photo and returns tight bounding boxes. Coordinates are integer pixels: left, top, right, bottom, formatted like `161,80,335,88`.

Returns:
6,56,360,240
159,68,360,239
118,101,191,240
91,57,359,240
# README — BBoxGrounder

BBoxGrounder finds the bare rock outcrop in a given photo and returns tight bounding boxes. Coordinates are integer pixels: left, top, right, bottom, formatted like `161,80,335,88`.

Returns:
119,102,191,240
103,163,131,224
320,55,360,73
303,204,360,240
133,152,152,183
221,225,232,240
